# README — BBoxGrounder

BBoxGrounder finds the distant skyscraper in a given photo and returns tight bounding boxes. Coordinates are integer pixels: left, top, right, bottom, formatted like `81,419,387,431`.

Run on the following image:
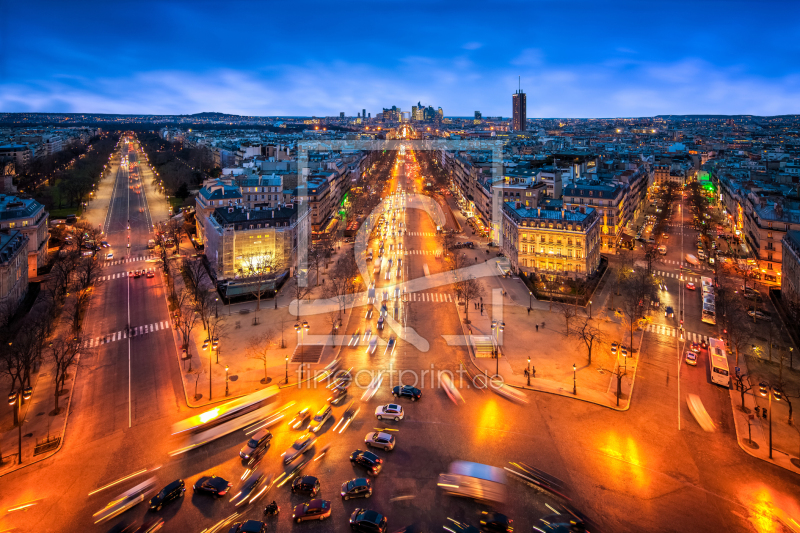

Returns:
363,109,366,120
340,112,345,119
512,78,526,131
475,111,481,119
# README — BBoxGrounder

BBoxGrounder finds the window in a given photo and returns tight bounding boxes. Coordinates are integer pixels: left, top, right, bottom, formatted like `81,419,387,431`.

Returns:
768,231,773,239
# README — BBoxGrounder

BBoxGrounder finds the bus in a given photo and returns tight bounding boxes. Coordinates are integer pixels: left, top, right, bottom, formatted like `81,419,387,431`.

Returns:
438,461,507,503
171,387,279,436
701,276,714,293
708,338,730,387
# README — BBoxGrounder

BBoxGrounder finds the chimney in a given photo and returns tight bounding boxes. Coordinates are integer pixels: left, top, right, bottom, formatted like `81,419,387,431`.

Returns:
515,201,521,209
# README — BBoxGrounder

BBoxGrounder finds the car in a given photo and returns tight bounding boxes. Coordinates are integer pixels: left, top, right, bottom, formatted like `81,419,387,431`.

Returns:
350,449,383,475
239,429,272,460
661,233,669,239
377,316,385,330
445,518,481,533
291,475,320,497
480,511,514,533
610,342,618,355
665,306,674,318
328,385,349,405
691,342,700,353
685,351,697,366
365,431,395,451
193,475,232,497
227,520,267,533
392,385,421,401
659,282,667,291
308,404,332,433
747,309,772,321
245,440,269,468
293,499,332,523
289,407,311,429
283,433,316,464
743,288,761,300
101,241,110,248
375,404,404,421
134,270,141,278
620,347,628,359
686,282,696,290
349,509,388,533
230,469,265,507
341,477,372,500
106,252,114,260
148,479,185,511
146,271,155,278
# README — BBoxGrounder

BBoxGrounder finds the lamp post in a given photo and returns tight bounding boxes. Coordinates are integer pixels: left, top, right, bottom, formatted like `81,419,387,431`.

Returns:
225,365,229,396
572,364,577,395
215,298,219,319
759,381,782,459
589,300,593,319
528,290,532,312
8,386,33,464
284,355,289,384
527,356,531,386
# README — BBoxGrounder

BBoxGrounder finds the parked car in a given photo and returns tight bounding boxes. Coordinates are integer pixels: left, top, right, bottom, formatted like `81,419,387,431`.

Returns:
341,477,372,500
747,309,772,321
148,480,185,511
193,476,231,497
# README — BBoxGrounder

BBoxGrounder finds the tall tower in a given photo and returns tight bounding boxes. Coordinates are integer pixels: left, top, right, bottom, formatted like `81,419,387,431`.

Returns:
512,77,526,131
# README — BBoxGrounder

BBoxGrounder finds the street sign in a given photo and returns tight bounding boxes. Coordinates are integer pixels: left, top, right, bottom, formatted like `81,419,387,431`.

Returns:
735,366,740,375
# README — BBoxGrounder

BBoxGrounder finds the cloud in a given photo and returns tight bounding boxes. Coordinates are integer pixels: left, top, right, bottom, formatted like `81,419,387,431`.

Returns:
462,42,482,50
2,56,800,117
511,49,544,67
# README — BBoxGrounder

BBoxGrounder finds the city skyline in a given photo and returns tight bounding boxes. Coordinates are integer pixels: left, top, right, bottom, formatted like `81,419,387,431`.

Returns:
1,1,798,117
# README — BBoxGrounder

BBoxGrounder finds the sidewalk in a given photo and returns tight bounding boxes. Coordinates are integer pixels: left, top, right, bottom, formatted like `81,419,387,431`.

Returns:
729,357,800,475
451,260,640,410
164,245,353,407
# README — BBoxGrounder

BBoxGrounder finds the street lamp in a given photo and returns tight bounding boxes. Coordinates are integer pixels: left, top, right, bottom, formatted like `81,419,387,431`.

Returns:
527,356,531,386
8,386,33,464
759,381,782,459
573,364,577,395
225,365,229,396
215,298,219,319
589,300,593,319
528,290,532,312
284,355,289,384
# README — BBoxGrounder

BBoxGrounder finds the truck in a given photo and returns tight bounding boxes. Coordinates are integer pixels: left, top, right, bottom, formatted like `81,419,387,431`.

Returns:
437,461,507,503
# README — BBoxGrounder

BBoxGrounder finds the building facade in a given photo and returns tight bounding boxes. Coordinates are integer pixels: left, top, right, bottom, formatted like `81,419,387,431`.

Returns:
0,195,49,278
512,90,526,131
0,230,29,316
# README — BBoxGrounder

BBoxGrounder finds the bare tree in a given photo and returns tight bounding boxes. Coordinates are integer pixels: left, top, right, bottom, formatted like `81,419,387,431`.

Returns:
246,330,277,384
307,245,326,287
49,334,83,415
238,251,283,321
293,274,314,321
733,371,753,412
574,318,606,365
76,254,105,291
175,291,200,350
324,255,360,320
194,290,215,333
183,257,209,303
725,302,755,366
618,270,657,354
186,365,205,401
206,312,228,365
556,302,578,336
453,275,485,324
51,251,80,302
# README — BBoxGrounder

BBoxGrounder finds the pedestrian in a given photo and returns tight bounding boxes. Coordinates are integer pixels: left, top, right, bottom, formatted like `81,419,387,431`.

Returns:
532,366,536,378
524,368,529,379
527,308,531,316
535,323,538,331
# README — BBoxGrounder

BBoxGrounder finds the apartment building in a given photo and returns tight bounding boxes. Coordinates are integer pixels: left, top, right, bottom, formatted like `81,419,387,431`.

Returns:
0,194,49,278
0,144,32,170
782,230,800,314
501,202,601,280
742,193,800,283
0,229,29,316
195,179,243,245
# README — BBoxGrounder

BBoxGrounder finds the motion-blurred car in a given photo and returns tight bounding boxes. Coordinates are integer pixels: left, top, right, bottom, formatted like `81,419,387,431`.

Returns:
193,476,231,497
375,404,404,421
349,509,387,533
240,429,272,460
292,499,332,523
479,511,514,532
106,253,114,260
146,271,155,278
230,469,265,507
686,282,696,291
665,306,674,318
365,432,395,451
283,433,316,464
308,404,332,433
288,407,311,429
350,449,383,475
227,520,267,533
341,477,372,500
148,479,185,511
685,351,697,366
328,385,349,406
392,385,421,401
291,475,320,497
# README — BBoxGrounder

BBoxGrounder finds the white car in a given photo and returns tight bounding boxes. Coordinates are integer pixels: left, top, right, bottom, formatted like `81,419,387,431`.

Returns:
375,404,404,421
367,337,378,354
685,351,697,366
106,252,113,260
365,431,395,451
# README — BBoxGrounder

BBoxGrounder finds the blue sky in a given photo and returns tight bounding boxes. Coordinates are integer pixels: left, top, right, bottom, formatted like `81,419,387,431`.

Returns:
1,0,799,117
